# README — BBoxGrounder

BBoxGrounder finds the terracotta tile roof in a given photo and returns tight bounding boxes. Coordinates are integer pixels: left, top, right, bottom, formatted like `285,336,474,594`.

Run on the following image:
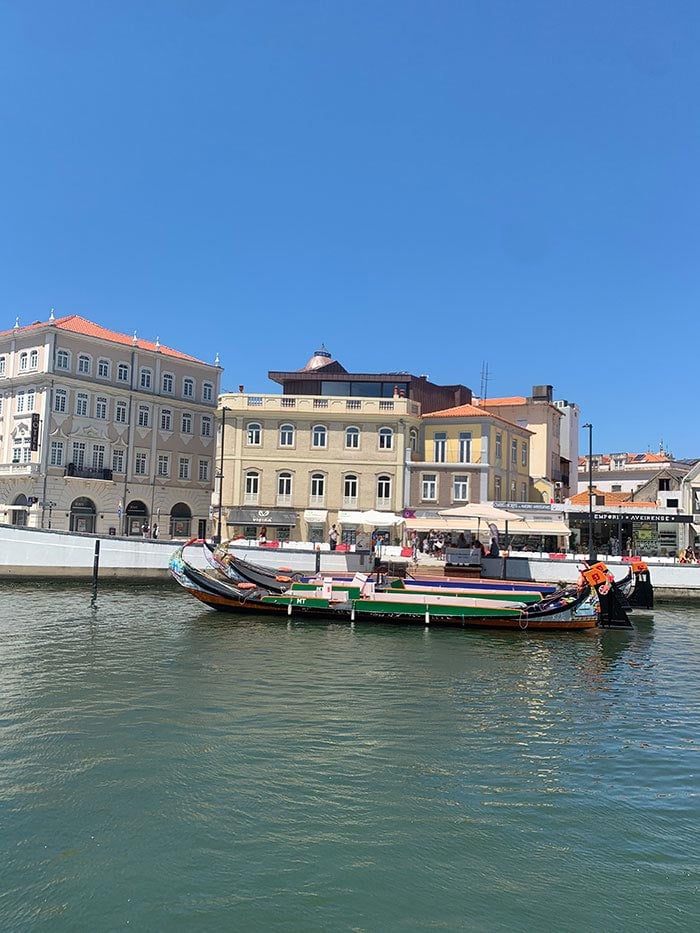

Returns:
425,403,533,432
1,315,207,364
570,489,659,508
478,396,527,406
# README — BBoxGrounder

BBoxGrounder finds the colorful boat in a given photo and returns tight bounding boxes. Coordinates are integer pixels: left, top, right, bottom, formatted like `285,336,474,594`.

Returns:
170,543,633,630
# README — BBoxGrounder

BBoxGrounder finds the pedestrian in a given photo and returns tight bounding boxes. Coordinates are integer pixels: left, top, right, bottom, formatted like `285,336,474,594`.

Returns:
152,522,159,539
329,524,339,551
258,526,267,545
141,522,149,538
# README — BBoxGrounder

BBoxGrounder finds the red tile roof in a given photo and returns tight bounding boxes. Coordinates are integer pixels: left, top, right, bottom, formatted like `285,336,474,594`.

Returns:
1,315,207,364
425,403,533,432
570,488,659,508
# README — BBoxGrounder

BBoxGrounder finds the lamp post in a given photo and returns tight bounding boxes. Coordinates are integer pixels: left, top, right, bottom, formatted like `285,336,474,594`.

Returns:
583,422,595,562
214,406,229,544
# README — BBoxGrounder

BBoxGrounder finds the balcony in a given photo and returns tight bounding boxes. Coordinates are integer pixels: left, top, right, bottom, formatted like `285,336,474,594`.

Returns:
0,462,39,475
222,393,419,416
64,463,114,481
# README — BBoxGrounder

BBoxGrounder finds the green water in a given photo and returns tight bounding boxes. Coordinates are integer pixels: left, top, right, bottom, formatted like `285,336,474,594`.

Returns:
0,583,697,931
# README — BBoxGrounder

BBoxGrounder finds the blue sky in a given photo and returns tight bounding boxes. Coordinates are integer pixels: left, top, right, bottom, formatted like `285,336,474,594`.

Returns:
1,1,698,456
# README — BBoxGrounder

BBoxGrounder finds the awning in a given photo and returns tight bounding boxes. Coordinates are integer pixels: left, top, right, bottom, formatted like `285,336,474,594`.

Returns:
506,519,570,535
404,517,470,531
227,508,297,526
338,509,404,526
303,509,328,523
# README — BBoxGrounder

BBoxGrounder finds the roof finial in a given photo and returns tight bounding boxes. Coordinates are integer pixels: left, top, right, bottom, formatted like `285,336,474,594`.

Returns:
14,316,19,330
155,336,160,352
49,308,55,323
214,352,221,367
132,331,138,346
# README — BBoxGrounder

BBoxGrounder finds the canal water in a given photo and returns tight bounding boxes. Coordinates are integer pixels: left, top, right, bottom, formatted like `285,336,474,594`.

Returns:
0,582,697,932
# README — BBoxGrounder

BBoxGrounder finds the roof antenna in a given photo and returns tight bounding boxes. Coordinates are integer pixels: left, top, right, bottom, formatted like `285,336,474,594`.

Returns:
479,361,490,399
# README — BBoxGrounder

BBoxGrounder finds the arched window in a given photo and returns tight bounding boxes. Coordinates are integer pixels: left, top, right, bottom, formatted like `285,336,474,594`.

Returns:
139,367,152,390
202,381,213,402
29,349,38,369
247,422,262,446
312,424,327,448
183,377,194,398
0,355,6,376
376,474,392,506
11,494,29,527
277,471,292,505
244,470,260,504
126,499,149,536
54,388,67,413
170,502,192,538
160,408,172,431
345,426,360,449
310,472,325,504
97,358,110,378
279,423,295,447
56,349,70,371
77,354,91,375
19,352,28,372
162,372,174,393
410,428,418,452
378,427,393,450
343,474,358,507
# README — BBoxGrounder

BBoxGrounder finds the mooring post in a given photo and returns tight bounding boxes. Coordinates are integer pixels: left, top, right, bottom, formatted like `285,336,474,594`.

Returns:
91,539,101,608
315,544,321,575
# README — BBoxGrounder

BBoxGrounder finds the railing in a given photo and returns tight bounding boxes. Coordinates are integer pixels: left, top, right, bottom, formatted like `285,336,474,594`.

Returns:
342,497,359,508
224,393,419,415
313,399,328,409
243,494,259,505
64,464,114,481
0,462,40,475
276,495,292,507
309,496,325,508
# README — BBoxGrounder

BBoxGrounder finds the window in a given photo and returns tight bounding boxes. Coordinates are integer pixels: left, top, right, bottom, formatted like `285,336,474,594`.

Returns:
377,474,391,503
312,424,327,448
378,427,393,450
0,355,6,376
54,389,67,413
135,452,148,475
12,438,32,463
494,475,502,499
410,428,418,452
279,423,295,446
26,389,35,411
95,397,108,420
277,472,292,504
137,404,150,428
511,439,518,466
453,475,469,501
198,459,210,482
521,482,527,502
510,480,517,499
112,449,125,473
247,422,262,445
459,432,472,463
139,367,152,390
202,382,213,402
422,473,437,500
50,441,64,466
162,373,174,394
178,457,190,480
92,445,106,470
117,362,130,382
183,377,194,398
201,415,212,437
116,400,127,424
76,393,89,417
345,426,360,449
97,359,110,379
344,474,358,502
29,350,38,369
181,412,193,434
0,396,3,416
433,432,446,462
157,454,170,477
310,472,325,502
160,408,172,431
521,442,527,467
495,434,502,460
72,442,86,469
19,352,28,372
659,478,671,492
244,470,260,503
611,484,622,492
77,354,91,374
16,391,25,413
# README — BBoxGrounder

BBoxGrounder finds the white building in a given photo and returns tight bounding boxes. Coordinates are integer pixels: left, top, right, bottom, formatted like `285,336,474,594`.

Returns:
0,313,221,537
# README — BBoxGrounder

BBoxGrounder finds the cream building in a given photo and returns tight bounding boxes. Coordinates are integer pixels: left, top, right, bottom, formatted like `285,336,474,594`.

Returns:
216,389,421,545
0,313,221,537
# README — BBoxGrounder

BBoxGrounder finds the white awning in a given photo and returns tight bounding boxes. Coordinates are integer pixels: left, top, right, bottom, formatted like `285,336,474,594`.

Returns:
338,510,404,527
404,517,473,531
506,519,571,535
303,509,328,523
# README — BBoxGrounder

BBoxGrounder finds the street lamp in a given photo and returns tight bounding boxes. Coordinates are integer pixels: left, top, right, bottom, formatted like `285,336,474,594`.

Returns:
214,406,230,544
583,422,595,562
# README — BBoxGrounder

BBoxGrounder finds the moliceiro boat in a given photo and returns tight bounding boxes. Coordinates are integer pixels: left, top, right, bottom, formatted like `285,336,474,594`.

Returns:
170,542,634,630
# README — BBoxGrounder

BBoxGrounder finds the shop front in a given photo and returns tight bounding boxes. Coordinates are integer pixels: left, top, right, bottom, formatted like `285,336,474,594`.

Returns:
566,508,693,558
226,508,297,543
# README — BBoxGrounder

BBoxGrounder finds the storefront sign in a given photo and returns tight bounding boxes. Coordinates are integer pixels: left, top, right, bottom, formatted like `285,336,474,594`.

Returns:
227,508,297,526
583,512,692,524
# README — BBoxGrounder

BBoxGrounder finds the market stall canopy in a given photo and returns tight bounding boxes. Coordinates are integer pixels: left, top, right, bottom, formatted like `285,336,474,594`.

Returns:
438,503,569,536
505,518,571,535
439,503,518,522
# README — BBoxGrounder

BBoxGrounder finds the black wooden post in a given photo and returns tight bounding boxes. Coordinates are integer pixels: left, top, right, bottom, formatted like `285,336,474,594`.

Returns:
91,539,100,608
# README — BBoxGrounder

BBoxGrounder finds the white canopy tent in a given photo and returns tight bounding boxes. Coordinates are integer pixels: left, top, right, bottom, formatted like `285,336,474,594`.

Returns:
337,510,404,527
